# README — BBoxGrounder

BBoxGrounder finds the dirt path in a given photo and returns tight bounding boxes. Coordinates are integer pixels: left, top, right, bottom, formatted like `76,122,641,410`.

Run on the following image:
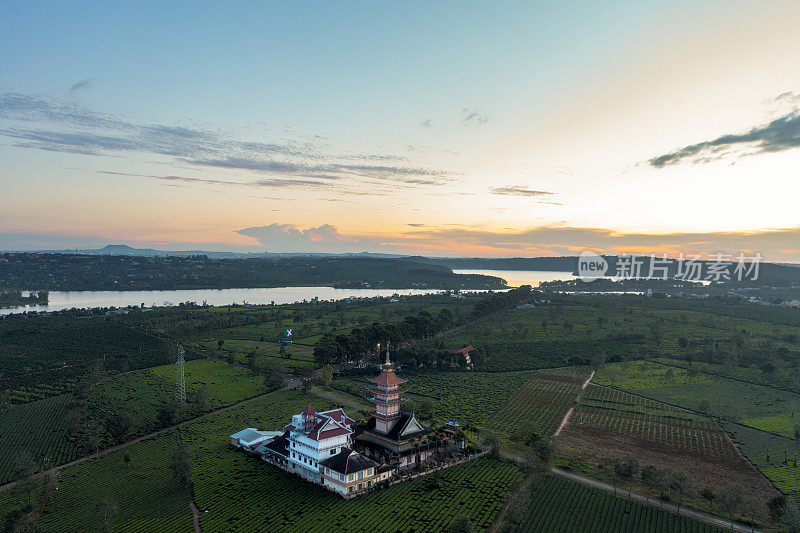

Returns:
488,474,534,533
189,499,202,533
0,385,288,493
310,386,371,411
554,370,594,437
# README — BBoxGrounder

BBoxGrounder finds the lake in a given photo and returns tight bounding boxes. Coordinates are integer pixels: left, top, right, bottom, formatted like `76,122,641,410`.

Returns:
0,287,459,315
0,269,582,315
452,269,577,287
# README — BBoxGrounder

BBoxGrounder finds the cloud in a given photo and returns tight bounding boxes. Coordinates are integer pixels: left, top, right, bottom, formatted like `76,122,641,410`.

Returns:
67,78,96,95
490,186,555,197
407,223,425,227
5,224,800,261
461,107,489,126
0,92,453,191
384,225,800,261
235,223,397,253
770,91,800,106
650,106,800,167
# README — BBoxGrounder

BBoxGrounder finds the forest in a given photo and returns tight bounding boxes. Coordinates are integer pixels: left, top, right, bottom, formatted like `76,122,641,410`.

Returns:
0,254,506,291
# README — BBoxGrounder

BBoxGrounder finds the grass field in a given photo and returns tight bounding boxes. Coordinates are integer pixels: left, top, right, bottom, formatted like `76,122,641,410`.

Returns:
595,361,800,429
504,475,726,532
722,421,800,501
0,393,81,484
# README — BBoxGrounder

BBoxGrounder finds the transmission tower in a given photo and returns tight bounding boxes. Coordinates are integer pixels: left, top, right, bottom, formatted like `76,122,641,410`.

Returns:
175,345,186,404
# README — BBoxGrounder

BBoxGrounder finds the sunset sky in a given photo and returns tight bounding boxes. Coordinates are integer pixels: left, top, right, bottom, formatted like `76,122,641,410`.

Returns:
3,1,800,260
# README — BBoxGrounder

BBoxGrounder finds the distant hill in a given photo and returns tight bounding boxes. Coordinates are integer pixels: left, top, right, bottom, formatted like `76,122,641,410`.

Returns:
8,244,402,260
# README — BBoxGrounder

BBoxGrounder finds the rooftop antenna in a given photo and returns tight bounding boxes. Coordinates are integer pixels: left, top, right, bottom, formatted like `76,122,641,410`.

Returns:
385,341,390,365
175,345,186,404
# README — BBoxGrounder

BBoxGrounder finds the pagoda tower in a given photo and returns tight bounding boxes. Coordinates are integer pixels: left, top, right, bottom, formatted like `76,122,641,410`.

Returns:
368,343,406,434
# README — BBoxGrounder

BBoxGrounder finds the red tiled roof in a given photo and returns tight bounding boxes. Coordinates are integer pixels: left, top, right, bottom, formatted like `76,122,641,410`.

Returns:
454,345,475,355
369,368,406,387
306,414,354,441
318,427,352,440
319,408,355,427
301,403,318,416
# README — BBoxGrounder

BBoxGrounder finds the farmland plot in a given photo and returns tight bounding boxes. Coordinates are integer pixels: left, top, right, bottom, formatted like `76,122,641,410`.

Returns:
505,475,726,532
491,368,591,439
557,385,778,513
0,393,81,484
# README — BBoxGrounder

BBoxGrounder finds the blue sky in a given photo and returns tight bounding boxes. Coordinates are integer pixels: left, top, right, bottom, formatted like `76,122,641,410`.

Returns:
3,1,800,259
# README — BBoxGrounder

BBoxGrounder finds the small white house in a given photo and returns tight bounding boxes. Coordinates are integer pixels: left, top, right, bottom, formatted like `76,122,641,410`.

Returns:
230,428,281,450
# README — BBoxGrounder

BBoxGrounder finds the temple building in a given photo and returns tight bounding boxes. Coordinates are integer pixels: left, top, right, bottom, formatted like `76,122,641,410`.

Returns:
230,344,467,498
355,345,435,468
232,403,393,497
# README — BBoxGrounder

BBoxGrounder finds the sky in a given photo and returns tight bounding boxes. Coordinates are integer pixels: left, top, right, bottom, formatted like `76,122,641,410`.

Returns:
2,1,800,260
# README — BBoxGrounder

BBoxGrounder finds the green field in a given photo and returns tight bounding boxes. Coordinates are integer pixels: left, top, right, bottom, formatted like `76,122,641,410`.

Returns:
430,304,741,372
149,358,270,406
722,421,800,501
402,371,537,429
198,338,317,372
0,317,180,404
491,368,590,442
504,475,725,532
87,358,274,438
38,431,192,532
1,389,520,532
595,361,800,429
0,358,274,485
0,394,81,484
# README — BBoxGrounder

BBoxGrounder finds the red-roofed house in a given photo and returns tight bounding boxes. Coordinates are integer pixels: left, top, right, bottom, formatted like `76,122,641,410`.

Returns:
282,404,361,483
454,345,476,366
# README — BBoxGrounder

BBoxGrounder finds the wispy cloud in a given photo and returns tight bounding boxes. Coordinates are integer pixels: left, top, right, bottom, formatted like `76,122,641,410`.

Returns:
650,96,800,167
461,107,489,126
0,92,453,191
490,186,554,197
67,78,96,95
